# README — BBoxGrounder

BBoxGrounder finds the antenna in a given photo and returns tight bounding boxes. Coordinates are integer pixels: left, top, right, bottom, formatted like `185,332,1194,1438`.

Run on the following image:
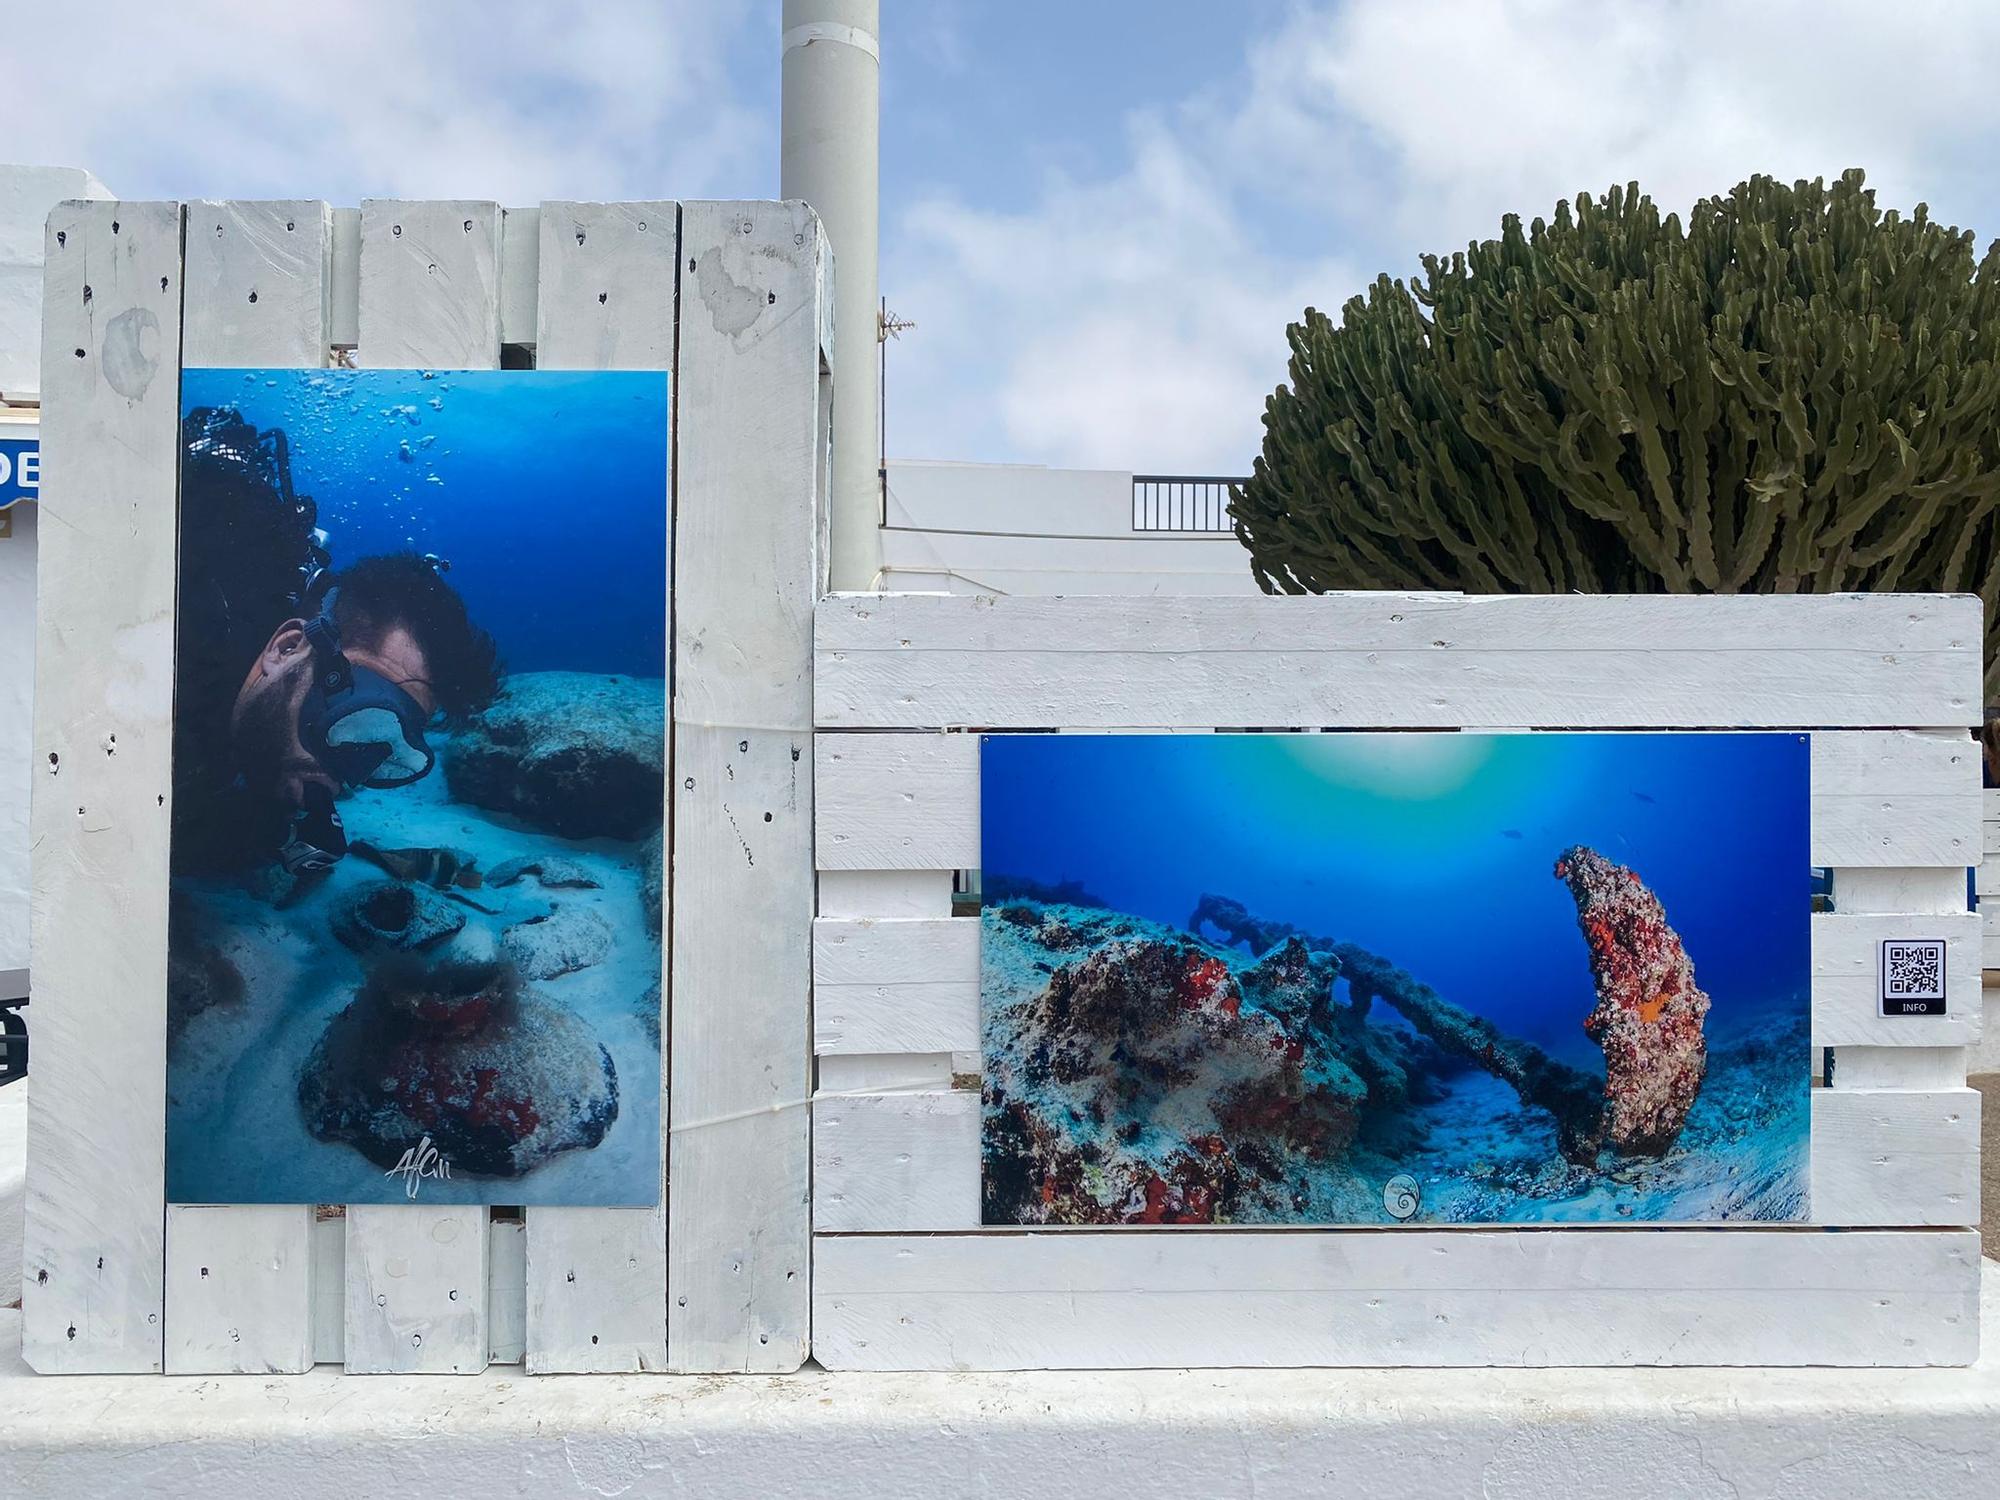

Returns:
878,298,917,474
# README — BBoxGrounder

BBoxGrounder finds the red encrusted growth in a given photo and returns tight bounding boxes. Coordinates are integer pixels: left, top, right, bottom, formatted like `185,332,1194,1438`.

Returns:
1554,845,1710,1156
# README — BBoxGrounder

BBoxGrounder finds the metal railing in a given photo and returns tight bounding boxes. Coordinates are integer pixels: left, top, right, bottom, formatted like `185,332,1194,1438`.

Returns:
1131,474,1247,533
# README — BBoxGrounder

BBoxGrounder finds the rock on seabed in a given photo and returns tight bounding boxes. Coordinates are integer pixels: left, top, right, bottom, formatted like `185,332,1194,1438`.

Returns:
1555,845,1711,1155
299,954,618,1179
445,671,665,841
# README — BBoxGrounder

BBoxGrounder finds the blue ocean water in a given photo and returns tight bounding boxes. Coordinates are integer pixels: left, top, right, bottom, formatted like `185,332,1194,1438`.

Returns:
180,368,669,678
981,733,1811,1064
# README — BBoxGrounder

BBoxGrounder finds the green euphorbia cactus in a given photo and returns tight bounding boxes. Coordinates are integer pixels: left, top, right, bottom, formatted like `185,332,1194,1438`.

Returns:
1233,169,2000,697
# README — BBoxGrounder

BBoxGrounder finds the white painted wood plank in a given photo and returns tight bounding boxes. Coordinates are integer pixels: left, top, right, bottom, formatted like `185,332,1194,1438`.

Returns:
816,733,978,870
329,207,360,349
356,200,501,367
815,918,978,1054
1812,911,1981,1048
165,199,332,1376
1811,1088,1980,1226
813,1228,1981,1369
1829,1047,1968,1091
814,1090,978,1231
809,1087,1973,1234
821,591,1980,656
534,201,676,367
819,869,955,917
669,725,814,1371
498,206,540,348
518,199,678,1374
340,199,501,1375
163,1205,314,1374
310,1211,343,1364
666,201,828,1373
817,1054,957,1094
22,199,183,1373
815,731,1978,873
1838,868,1970,915
807,911,1979,1058
343,1205,490,1375
1810,730,1979,867
815,594,1982,732
488,1217,526,1365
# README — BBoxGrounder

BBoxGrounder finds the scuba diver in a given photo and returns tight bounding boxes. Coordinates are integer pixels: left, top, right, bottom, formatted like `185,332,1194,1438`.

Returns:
172,407,502,878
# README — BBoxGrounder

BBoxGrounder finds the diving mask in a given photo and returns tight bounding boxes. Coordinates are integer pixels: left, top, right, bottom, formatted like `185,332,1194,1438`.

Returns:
297,589,437,789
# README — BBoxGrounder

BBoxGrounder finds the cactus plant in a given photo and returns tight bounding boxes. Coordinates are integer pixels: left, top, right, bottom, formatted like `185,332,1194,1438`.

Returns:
1233,170,2000,698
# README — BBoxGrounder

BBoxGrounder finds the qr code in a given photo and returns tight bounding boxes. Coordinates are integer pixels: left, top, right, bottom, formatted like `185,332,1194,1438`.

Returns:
1882,939,1946,1001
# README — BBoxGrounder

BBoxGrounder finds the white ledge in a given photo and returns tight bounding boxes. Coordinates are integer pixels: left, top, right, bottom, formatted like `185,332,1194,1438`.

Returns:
5,1269,2000,1498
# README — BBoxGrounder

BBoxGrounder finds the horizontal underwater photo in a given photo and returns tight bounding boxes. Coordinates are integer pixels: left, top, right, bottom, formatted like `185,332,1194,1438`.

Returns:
978,732,1812,1227
164,368,667,1207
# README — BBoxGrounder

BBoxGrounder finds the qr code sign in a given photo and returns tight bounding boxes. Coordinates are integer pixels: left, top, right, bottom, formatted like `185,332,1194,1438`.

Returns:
1880,938,1947,1016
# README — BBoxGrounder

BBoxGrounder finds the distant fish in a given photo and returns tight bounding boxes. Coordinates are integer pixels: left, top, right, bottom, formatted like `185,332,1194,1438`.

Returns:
1632,791,1656,804
1500,828,1524,840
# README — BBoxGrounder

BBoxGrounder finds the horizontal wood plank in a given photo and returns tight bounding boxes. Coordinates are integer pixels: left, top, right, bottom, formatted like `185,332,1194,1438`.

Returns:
816,919,980,1054
811,912,1980,1056
811,1088,1976,1233
1810,1087,1981,1226
812,1228,1981,1368
816,731,1980,872
815,1090,979,1232
815,594,1982,732
1811,912,1981,1048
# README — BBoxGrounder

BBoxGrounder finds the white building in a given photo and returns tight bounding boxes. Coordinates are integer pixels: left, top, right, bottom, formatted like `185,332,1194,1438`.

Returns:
879,460,1261,596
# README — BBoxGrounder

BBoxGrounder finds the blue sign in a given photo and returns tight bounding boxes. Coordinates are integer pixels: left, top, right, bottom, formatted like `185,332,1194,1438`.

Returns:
0,436,37,510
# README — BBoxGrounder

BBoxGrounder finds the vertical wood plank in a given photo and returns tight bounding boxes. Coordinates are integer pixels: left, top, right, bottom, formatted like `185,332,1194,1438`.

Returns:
164,199,331,1375
666,201,828,1371
340,199,502,1374
521,200,676,1373
343,1204,490,1374
22,199,184,1373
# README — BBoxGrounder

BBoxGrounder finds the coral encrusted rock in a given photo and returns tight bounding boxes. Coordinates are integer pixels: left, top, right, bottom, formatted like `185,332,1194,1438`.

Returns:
1555,845,1710,1156
331,878,467,955
488,854,601,890
501,904,614,981
444,671,665,840
299,955,618,1178
983,930,1365,1226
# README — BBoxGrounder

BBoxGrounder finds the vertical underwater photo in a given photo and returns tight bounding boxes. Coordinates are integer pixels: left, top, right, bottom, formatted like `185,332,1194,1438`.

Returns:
978,732,1813,1226
164,368,668,1206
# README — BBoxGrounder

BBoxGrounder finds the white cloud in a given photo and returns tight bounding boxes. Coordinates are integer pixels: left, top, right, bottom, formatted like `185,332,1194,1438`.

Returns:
888,0,2000,474
5,1,768,205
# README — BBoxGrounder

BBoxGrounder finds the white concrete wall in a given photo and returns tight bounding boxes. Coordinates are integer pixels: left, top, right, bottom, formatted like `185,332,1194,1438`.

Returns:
3,1275,1999,1497
881,459,1262,596
0,165,103,990
0,166,112,400
1,1080,23,1307
0,478,30,983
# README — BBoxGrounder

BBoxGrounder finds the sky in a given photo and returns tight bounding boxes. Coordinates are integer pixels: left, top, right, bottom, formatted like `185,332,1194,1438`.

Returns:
14,1,2000,474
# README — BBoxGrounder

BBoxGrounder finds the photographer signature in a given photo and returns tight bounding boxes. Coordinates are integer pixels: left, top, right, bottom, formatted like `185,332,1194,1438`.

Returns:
384,1136,453,1199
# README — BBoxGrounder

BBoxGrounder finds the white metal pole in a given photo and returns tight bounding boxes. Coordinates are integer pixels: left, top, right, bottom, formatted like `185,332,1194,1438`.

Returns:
781,0,883,592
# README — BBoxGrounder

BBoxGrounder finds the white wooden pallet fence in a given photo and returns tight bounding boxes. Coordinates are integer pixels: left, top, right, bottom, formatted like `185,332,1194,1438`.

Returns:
22,198,827,1375
1980,787,2000,976
810,591,1986,1369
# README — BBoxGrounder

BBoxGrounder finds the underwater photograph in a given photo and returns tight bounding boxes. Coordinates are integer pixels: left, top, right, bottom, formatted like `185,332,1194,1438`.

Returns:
979,732,1812,1226
164,368,668,1206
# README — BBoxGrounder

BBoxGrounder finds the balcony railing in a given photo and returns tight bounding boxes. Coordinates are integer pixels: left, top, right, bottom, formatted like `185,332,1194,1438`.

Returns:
1131,475,1247,533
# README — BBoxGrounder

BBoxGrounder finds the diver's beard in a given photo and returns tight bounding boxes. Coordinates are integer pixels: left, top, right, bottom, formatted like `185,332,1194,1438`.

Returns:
231,682,308,796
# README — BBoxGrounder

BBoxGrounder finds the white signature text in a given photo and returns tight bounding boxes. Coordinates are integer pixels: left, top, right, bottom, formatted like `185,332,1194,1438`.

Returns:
384,1136,453,1199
